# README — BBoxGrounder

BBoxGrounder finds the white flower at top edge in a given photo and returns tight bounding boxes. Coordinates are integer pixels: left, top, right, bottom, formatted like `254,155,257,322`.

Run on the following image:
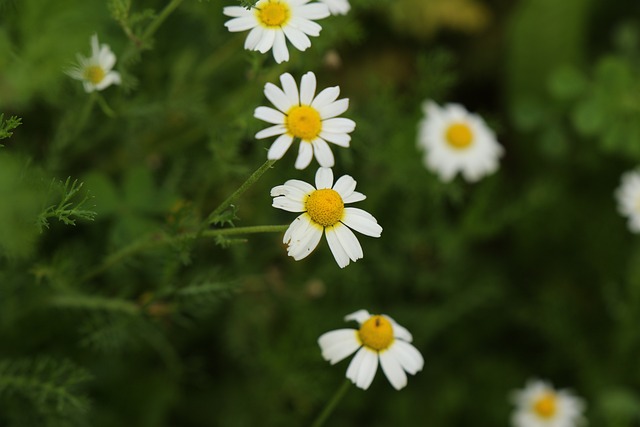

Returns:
66,34,121,93
255,71,355,170
318,0,350,15
417,100,504,183
615,169,640,233
318,309,424,390
511,379,586,427
271,167,381,268
223,0,330,64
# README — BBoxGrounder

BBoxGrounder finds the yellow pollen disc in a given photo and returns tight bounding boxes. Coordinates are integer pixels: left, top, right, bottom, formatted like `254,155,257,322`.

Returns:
445,122,474,149
533,393,557,419
305,189,344,227
358,315,394,351
84,65,106,85
256,1,290,28
286,105,322,141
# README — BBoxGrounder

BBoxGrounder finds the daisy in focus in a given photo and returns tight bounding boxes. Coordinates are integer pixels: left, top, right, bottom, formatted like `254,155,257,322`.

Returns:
615,169,640,233
271,167,381,268
223,0,330,64
318,0,350,15
417,100,504,182
511,379,585,427
67,34,121,93
255,71,355,169
318,309,424,390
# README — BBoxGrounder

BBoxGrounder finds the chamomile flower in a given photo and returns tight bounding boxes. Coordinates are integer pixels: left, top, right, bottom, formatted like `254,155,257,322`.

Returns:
67,34,121,93
511,379,585,427
223,0,330,64
271,167,381,268
615,169,640,233
318,309,424,390
255,71,355,169
417,100,504,182
318,0,350,15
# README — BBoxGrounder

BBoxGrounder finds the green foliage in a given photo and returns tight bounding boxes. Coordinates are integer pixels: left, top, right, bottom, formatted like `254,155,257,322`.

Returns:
38,178,97,230
0,114,22,145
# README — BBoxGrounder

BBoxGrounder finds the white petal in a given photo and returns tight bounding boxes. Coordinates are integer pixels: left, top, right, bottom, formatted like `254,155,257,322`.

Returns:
255,28,276,53
254,106,286,124
224,16,257,31
343,191,366,204
315,167,334,189
295,3,331,20
256,124,287,139
283,213,310,244
295,142,314,169
267,134,294,160
264,82,293,112
319,131,350,147
270,183,308,201
283,25,312,51
99,47,116,71
94,72,121,90
344,309,370,324
299,71,317,105
355,349,378,390
272,196,305,212
389,341,424,375
279,73,299,106
312,138,335,168
333,223,363,263
342,208,382,237
90,34,100,56
325,225,350,268
284,179,316,194
385,315,413,342
318,329,361,364
223,6,249,17
319,0,351,15
289,16,323,37
288,223,323,260
272,30,289,63
333,175,356,199
311,86,340,109
319,98,349,119
322,117,355,133
379,350,408,390
244,27,264,50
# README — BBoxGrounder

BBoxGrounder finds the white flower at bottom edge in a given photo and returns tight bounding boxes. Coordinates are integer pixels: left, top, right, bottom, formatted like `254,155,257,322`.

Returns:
318,0,350,15
66,34,121,93
417,100,504,183
511,379,586,427
271,167,381,268
223,0,330,64
615,169,640,233
317,309,424,390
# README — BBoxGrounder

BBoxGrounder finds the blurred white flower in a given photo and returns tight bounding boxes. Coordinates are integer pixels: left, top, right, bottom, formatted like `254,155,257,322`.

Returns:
511,379,585,427
271,167,381,268
318,0,350,15
615,169,640,233
417,100,504,182
318,309,424,390
223,0,330,64
255,71,355,169
67,34,121,93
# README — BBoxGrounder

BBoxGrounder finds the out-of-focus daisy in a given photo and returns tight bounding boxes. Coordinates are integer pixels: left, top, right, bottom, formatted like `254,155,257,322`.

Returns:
417,100,504,182
318,0,350,15
615,169,640,233
271,167,381,268
318,309,424,390
67,34,121,93
223,0,330,64
255,71,355,169
511,379,585,427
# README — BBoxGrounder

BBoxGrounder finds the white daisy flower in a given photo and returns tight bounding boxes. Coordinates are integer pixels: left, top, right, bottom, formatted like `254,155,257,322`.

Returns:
255,71,355,169
511,379,586,427
318,309,424,390
417,100,504,182
615,169,640,233
271,167,381,268
67,34,121,93
318,0,350,15
223,0,330,64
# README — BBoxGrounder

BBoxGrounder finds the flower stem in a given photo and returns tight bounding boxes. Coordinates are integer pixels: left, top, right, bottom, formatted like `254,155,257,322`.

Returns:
310,379,351,427
206,159,277,225
95,93,116,117
143,0,185,41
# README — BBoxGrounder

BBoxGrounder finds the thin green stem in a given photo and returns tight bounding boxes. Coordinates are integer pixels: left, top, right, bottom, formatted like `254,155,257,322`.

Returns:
81,224,288,282
143,0,185,41
206,159,277,225
310,379,351,427
95,93,116,117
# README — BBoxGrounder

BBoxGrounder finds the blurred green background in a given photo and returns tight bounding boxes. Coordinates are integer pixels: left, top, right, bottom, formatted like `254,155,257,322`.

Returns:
2,0,640,425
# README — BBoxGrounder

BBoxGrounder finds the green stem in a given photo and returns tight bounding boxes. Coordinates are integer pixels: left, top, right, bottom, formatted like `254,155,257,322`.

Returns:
206,159,277,225
95,93,116,117
81,224,288,282
143,0,185,41
310,379,351,427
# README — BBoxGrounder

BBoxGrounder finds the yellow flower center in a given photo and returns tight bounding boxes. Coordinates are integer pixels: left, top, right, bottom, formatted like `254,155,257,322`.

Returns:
445,122,474,149
286,105,322,141
533,393,557,419
305,189,344,227
84,65,106,85
256,1,291,28
358,315,394,351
